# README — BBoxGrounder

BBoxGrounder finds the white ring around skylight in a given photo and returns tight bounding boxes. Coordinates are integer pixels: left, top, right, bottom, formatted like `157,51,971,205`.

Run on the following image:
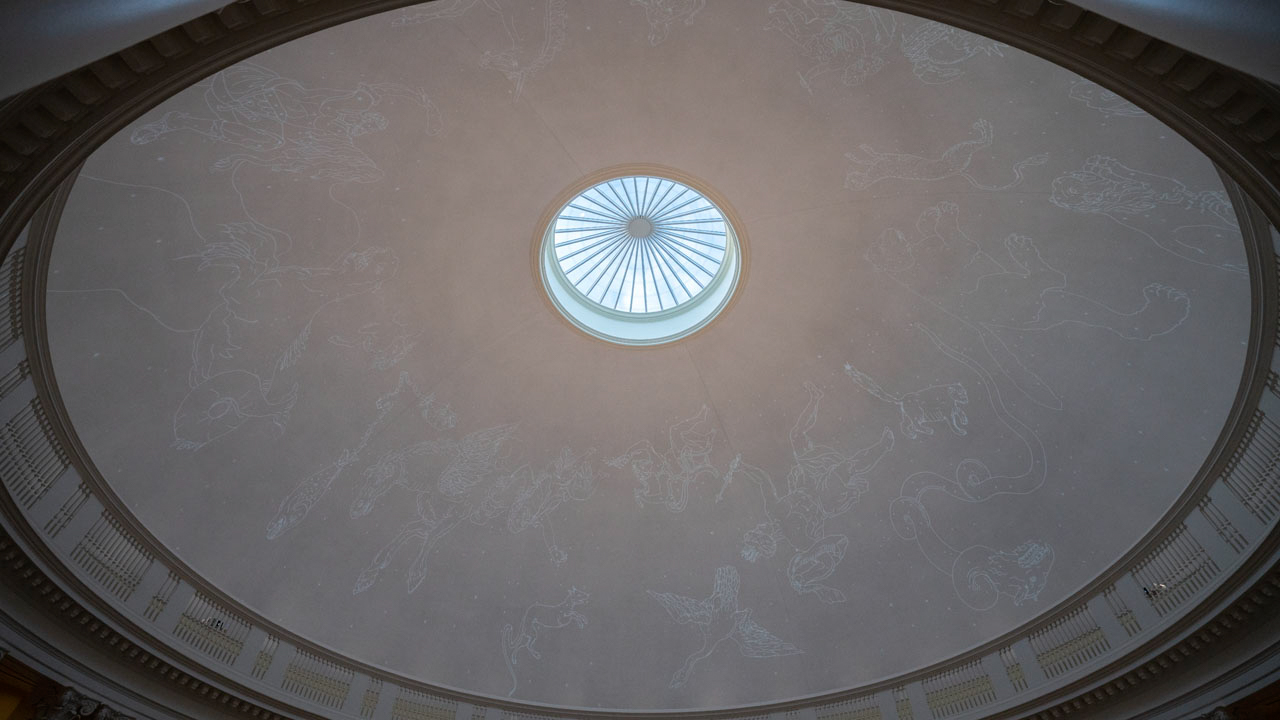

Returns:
540,173,742,346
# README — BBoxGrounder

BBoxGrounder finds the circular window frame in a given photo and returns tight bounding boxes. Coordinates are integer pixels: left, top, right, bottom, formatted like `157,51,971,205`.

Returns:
535,165,748,347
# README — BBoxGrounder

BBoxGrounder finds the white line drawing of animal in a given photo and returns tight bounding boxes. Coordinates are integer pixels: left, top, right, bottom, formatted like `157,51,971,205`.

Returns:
328,306,422,371
1069,79,1147,118
131,62,439,184
892,323,1046,508
265,371,452,539
649,565,802,689
845,119,1047,192
843,365,968,440
1051,155,1245,274
631,0,705,46
730,386,893,603
865,201,1192,410
899,20,1004,84
501,586,588,697
892,495,1054,610
478,447,598,566
170,220,397,451
879,325,1053,610
393,0,567,99
608,405,721,513
766,0,897,92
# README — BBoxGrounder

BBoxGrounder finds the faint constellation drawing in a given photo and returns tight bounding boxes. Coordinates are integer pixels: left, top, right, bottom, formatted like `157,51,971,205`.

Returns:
501,586,588,697
328,306,422,371
843,365,968,440
171,221,397,450
631,0,705,46
845,119,1047,192
890,324,1045,506
1051,155,1245,274
788,382,893,541
1069,79,1146,118
732,385,894,603
393,0,567,99
607,405,722,512
266,371,452,539
478,447,598,566
649,566,802,689
131,62,439,184
351,439,604,596
899,20,1004,84
865,201,1192,410
881,329,1053,611
892,495,1054,610
766,0,897,91
351,422,520,594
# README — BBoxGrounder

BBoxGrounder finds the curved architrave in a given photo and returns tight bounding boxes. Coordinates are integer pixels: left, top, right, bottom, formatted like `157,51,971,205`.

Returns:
1,1,1279,719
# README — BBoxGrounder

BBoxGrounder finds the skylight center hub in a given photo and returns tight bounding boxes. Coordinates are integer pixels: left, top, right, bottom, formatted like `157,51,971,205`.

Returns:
627,216,654,238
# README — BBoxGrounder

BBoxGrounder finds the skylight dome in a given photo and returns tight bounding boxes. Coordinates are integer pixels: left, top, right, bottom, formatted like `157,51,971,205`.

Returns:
539,171,743,346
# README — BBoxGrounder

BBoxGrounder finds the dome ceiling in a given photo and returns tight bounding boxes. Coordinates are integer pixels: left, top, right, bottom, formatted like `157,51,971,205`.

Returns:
43,0,1249,711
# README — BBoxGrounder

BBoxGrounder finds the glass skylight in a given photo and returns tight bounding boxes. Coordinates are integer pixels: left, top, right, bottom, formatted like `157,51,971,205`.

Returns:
552,177,728,314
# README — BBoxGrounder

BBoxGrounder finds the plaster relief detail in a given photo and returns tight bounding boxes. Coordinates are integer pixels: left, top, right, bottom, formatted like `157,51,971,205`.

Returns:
649,565,802,689
844,120,1047,192
767,1,1003,91
631,0,706,46
894,496,1055,610
1069,79,1148,118
866,201,1192,411
767,0,897,91
608,405,721,513
130,63,439,184
392,0,568,99
501,586,589,696
1051,155,1246,274
729,383,893,604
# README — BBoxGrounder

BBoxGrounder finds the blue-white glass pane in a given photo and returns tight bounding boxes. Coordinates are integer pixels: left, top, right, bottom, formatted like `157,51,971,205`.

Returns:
553,177,727,313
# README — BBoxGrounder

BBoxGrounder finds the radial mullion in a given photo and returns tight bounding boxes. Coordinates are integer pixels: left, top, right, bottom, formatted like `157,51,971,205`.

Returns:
605,180,635,218
563,231,629,272
650,195,704,225
574,237,632,291
568,200,628,223
601,235,637,307
590,186,632,221
652,236,716,282
654,203,716,224
642,238,667,311
638,177,652,218
650,238,707,290
659,225,727,237
647,238,680,308
554,225,629,248
638,238,651,312
653,227,726,252
654,231,723,268
619,236,643,311
648,187,691,222
643,179,675,218
584,235,634,298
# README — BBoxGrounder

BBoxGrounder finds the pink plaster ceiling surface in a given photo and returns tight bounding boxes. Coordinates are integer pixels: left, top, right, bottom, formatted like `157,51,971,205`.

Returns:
44,0,1249,710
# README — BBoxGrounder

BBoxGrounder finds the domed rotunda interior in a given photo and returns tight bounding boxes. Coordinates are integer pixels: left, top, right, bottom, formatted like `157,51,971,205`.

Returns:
3,1,1279,719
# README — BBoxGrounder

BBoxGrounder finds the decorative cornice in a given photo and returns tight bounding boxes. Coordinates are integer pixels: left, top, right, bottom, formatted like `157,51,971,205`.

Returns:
34,686,136,720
